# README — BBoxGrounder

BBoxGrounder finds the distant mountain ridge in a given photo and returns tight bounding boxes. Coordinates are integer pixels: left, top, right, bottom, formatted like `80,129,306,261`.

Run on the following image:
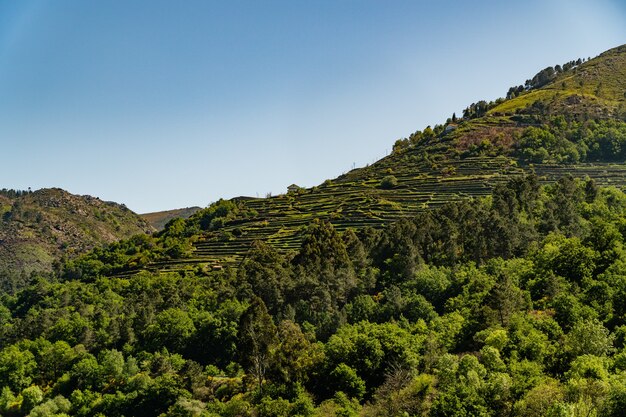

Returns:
141,207,201,231
0,187,153,291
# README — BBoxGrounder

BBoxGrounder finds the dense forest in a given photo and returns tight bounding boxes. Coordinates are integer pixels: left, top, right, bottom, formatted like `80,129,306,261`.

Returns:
2,176,626,416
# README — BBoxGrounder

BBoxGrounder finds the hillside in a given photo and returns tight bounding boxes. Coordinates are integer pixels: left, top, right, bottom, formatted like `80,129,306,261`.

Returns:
3,45,626,417
141,206,201,230
489,44,626,118
131,44,626,274
0,188,153,291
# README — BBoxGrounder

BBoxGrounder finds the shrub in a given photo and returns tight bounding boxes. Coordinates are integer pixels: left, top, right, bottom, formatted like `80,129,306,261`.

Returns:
380,176,398,189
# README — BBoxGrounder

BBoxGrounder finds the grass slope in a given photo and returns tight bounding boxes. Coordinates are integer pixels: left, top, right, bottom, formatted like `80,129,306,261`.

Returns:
489,44,626,117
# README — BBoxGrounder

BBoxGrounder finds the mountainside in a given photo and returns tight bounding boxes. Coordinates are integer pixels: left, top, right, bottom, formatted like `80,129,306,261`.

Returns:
0,188,153,291
4,45,626,417
141,206,202,231
489,44,626,119
133,44,626,274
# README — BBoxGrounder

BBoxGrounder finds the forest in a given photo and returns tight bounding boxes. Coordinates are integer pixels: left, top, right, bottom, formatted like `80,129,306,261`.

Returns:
2,175,626,416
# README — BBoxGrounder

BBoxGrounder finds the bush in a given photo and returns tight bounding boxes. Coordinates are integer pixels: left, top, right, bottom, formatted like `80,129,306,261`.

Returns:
380,175,398,189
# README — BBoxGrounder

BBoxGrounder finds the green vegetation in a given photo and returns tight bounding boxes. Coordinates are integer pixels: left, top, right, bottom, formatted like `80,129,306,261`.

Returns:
379,175,398,189
2,44,626,416
131,44,624,273
3,178,626,415
4,47,626,280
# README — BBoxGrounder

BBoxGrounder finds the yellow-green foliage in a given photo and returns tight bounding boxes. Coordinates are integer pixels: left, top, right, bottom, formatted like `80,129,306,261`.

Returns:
490,44,626,116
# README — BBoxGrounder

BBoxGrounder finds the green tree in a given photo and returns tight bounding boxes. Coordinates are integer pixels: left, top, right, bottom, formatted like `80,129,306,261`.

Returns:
0,345,37,391
20,385,44,414
380,175,398,189
330,363,366,400
71,354,100,389
513,379,564,417
28,395,72,417
145,308,196,353
566,319,613,358
238,241,290,315
38,340,76,383
293,219,351,272
269,320,323,385
238,297,277,395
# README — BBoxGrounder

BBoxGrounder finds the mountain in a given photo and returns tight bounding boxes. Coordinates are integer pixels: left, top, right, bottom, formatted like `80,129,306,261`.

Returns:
130,44,626,274
0,188,153,291
6,45,626,273
141,206,202,231
4,45,626,417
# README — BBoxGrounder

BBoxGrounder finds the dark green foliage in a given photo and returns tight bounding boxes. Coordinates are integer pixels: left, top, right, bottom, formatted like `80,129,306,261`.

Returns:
145,308,196,353
238,297,277,394
293,219,350,271
185,199,256,233
463,100,491,119
514,119,626,163
237,241,290,315
517,126,579,163
4,177,626,415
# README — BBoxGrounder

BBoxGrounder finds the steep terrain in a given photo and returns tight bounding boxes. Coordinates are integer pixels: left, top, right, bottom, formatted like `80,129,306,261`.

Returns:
141,206,201,230
140,44,626,273
0,188,153,290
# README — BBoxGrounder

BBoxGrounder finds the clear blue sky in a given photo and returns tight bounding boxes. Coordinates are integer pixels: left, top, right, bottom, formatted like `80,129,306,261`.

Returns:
1,0,625,213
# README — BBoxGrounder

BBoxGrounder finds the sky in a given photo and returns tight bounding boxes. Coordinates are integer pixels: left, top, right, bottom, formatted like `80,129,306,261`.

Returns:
0,0,625,213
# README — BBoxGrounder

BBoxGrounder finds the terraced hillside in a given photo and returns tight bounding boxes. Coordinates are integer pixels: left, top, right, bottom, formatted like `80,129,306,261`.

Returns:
0,188,154,290
135,45,626,273
147,159,626,273
60,44,621,276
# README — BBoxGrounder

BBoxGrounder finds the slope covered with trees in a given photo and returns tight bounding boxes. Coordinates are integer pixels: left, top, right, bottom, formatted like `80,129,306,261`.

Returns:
3,177,626,416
